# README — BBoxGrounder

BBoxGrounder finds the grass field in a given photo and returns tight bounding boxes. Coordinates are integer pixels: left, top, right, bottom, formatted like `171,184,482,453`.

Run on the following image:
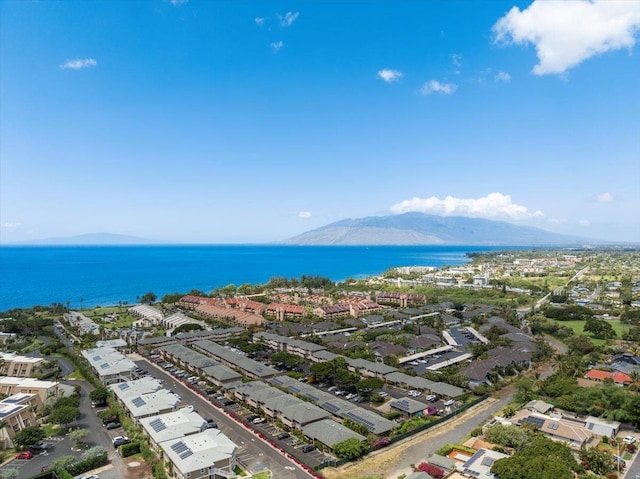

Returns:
547,318,629,345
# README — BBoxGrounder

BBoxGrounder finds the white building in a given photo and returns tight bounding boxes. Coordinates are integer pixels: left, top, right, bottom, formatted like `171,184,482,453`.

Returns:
161,429,237,479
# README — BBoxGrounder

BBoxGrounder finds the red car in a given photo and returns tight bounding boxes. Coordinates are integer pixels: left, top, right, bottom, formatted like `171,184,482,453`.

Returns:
16,451,33,459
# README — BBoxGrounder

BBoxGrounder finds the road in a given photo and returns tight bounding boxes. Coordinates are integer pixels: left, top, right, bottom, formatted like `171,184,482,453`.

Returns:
133,356,315,479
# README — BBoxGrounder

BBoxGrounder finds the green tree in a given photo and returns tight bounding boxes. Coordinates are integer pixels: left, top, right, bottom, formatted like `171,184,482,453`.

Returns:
12,426,45,449
333,438,369,460
583,318,616,340
0,469,19,479
89,386,109,405
81,446,106,462
50,405,81,429
69,428,90,446
578,446,616,475
140,292,157,304
50,455,75,471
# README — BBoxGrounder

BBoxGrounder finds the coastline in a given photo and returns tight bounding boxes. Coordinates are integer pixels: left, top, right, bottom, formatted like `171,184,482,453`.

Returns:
0,244,506,311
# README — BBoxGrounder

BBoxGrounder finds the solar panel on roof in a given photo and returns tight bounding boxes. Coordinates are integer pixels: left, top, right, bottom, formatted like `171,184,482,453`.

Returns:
179,449,193,459
171,441,188,454
548,422,559,430
323,402,340,413
481,456,494,467
118,383,130,390
131,397,146,407
149,418,166,432
521,416,544,428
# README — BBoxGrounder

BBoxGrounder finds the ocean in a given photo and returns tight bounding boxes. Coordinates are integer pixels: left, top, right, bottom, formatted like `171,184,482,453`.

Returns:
0,245,507,311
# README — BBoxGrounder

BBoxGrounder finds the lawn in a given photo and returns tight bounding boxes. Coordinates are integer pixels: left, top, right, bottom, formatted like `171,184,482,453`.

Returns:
249,472,271,479
548,319,629,345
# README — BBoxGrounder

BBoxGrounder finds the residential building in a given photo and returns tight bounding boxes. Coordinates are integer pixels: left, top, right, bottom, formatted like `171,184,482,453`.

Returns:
81,346,136,384
0,377,61,404
0,393,42,449
460,448,509,478
0,352,45,378
302,419,366,450
161,429,237,479
139,406,208,454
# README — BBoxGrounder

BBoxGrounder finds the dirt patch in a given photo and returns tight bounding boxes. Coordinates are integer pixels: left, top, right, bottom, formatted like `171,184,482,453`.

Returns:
124,456,153,479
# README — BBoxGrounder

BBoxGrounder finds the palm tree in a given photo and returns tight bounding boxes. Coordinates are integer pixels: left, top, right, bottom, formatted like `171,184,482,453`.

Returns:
0,419,9,449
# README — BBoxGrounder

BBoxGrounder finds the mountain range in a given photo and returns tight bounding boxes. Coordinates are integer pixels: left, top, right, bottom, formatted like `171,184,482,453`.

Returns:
13,233,159,245
282,213,597,245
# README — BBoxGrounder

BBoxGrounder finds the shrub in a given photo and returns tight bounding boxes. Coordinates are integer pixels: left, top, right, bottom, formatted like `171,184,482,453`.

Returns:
415,462,445,479
121,442,141,457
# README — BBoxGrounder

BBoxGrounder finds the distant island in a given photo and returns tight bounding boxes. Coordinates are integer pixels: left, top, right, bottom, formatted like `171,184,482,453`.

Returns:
282,212,599,246
13,232,160,246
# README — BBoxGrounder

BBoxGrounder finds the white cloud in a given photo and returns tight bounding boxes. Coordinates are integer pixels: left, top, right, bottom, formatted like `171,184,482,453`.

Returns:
377,69,403,83
278,11,299,27
493,0,640,76
390,192,542,221
298,211,312,219
549,218,568,224
579,219,591,226
420,80,457,95
596,192,614,202
451,53,463,67
255,17,265,26
60,58,97,70
270,41,284,53
1,222,21,232
169,0,189,5
495,71,511,82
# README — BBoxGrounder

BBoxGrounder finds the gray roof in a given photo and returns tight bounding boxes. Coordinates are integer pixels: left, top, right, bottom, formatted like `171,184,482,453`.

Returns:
159,343,218,369
302,419,366,448
138,336,177,346
345,357,398,375
193,340,279,378
384,371,464,398
269,376,393,434
426,454,457,471
201,363,242,383
390,397,429,415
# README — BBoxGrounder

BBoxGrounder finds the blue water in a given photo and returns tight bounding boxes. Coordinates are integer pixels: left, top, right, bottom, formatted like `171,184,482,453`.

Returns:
0,245,505,311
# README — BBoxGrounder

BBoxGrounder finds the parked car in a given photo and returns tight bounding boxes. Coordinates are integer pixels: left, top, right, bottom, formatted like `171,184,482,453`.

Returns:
623,436,637,444
246,414,258,421
112,436,130,447
301,445,316,453
205,389,216,395
425,395,437,402
252,417,265,424
222,399,234,406
378,391,389,398
16,451,34,459
277,432,290,440
443,399,456,407
205,419,217,429
327,386,337,392
29,443,49,451
105,422,121,430
76,475,99,479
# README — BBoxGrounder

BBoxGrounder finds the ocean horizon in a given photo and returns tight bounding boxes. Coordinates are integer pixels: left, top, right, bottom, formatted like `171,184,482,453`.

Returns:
0,244,515,311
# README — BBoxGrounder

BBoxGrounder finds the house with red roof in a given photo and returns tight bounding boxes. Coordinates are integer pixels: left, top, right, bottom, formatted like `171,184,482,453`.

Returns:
585,369,631,386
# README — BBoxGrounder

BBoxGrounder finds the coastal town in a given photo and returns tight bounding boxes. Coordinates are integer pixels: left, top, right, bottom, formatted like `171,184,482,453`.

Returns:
0,248,639,479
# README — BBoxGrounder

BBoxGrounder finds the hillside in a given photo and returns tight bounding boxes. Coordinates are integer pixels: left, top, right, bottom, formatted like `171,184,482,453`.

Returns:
282,213,595,245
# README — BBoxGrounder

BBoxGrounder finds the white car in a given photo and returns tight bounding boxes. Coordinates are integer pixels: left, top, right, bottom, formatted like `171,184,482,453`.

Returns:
444,399,456,407
408,390,420,397
623,435,636,444
378,391,389,398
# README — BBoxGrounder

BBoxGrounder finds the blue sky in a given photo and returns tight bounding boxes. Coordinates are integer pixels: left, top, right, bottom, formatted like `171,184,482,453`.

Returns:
1,0,639,243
